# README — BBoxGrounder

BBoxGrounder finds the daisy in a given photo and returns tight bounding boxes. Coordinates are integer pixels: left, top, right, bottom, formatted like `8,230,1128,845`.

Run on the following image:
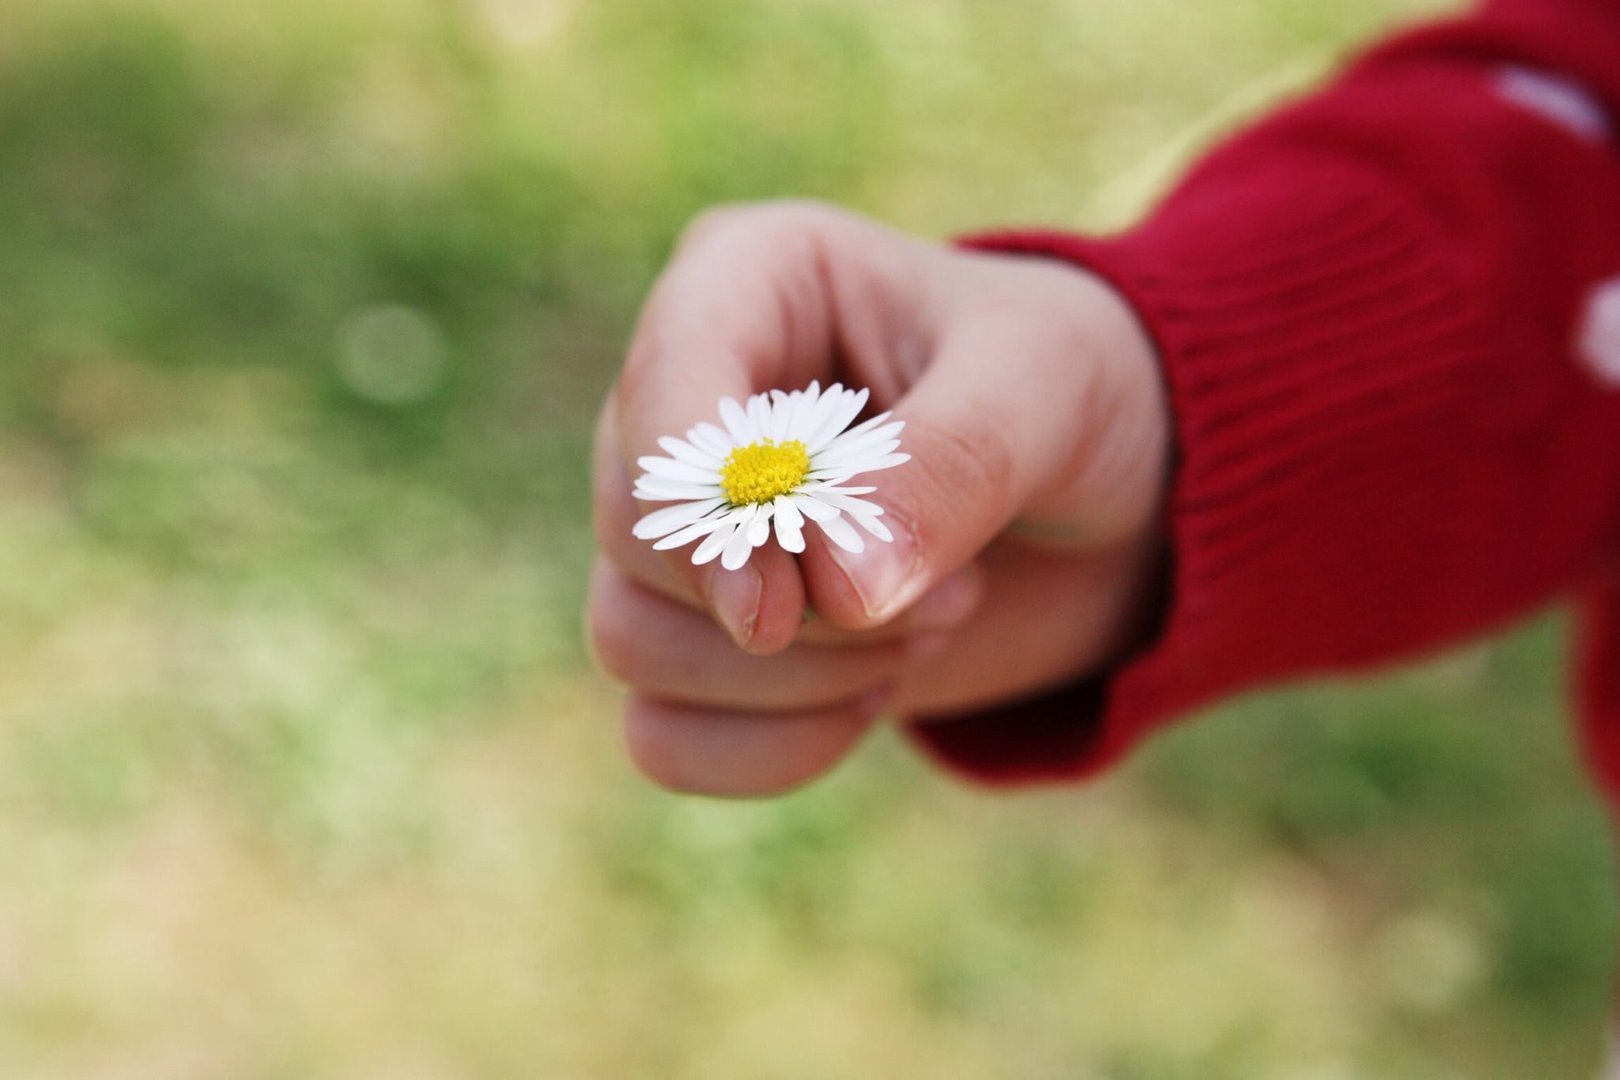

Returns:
631,382,909,571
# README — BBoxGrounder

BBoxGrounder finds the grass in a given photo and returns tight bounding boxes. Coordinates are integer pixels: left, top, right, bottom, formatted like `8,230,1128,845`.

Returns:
0,0,1612,1075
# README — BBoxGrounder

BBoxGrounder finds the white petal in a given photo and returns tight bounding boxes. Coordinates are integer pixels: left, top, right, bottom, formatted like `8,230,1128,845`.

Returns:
773,494,804,528
772,496,805,553
653,514,733,550
723,503,759,531
659,436,723,469
812,491,885,518
807,387,870,452
634,489,725,504
633,497,728,539
718,397,753,444
693,521,738,565
785,381,821,441
799,383,846,447
746,393,771,439
807,460,895,481
767,391,793,442
811,439,902,471
831,410,896,442
775,518,805,554
633,473,722,494
806,484,876,496
634,478,726,501
721,523,757,570
851,513,892,542
747,513,772,547
821,416,901,447
689,422,735,458
789,493,839,521
814,512,865,554
636,456,720,484
808,453,909,482
784,391,813,441
816,421,904,460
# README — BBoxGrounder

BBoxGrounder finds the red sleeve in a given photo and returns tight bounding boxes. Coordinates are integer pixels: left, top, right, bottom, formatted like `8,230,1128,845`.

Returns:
906,0,1620,793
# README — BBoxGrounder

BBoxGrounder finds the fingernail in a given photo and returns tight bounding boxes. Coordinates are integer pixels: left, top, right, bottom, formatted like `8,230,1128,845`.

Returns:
828,514,920,624
707,564,762,648
904,565,982,632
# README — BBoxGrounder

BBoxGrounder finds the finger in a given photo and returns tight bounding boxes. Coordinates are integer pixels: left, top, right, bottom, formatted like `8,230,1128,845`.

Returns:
612,205,841,654
588,560,908,711
623,692,884,798
796,254,1133,632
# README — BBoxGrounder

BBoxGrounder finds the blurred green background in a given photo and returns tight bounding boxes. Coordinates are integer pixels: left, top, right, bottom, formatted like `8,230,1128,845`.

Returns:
0,0,1613,1076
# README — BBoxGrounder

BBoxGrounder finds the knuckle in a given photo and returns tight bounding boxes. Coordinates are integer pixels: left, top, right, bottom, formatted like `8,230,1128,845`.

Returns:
621,280,685,383
589,445,639,556
621,701,687,788
675,204,749,251
614,343,650,401
589,480,636,558
586,581,646,686
676,199,837,259
898,412,1011,551
590,504,638,568
757,197,844,231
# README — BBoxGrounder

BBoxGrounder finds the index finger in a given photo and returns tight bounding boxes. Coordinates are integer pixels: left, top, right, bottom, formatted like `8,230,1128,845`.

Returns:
611,205,846,653
616,203,838,462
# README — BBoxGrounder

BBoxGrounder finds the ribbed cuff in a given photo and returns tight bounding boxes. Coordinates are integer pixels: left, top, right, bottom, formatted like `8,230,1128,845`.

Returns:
908,152,1547,786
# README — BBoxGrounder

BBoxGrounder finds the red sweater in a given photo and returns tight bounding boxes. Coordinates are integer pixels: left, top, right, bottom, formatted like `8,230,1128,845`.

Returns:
908,0,1620,820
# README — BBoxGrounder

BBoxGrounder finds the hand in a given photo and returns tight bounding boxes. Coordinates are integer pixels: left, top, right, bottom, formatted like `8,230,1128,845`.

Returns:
589,201,1170,796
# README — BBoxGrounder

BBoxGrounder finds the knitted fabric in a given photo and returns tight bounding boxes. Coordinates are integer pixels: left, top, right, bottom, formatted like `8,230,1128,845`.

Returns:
908,1,1620,822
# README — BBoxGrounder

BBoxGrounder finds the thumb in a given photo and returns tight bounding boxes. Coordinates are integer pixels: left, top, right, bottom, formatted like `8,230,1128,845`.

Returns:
797,254,1154,630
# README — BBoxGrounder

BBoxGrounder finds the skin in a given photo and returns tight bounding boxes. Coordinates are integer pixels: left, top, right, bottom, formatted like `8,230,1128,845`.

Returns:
588,200,1171,797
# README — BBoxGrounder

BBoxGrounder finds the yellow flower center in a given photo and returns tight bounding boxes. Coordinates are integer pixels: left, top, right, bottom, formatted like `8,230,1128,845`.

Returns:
720,439,810,506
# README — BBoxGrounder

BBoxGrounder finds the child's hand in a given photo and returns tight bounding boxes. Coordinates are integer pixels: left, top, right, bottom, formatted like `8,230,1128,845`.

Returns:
589,201,1169,796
